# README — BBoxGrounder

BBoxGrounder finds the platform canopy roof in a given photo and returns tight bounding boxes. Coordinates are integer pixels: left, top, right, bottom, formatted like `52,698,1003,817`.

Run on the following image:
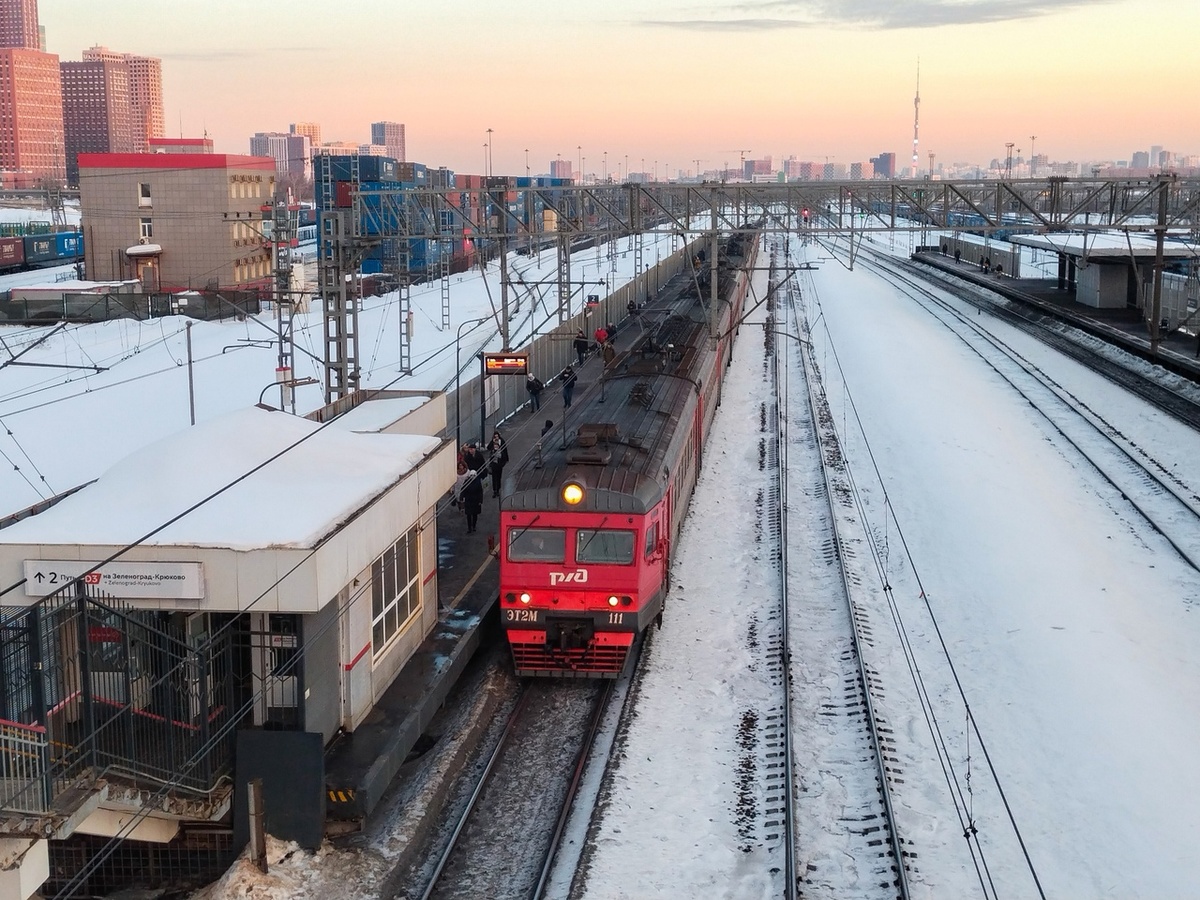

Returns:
1010,232,1196,259
0,406,440,551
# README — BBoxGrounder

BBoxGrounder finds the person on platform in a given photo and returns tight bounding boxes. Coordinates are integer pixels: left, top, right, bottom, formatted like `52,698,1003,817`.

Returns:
461,442,485,475
526,373,544,411
602,340,616,369
542,418,555,436
953,248,961,264
627,298,638,317
561,365,578,408
593,325,609,348
460,465,483,533
487,431,509,499
573,329,589,365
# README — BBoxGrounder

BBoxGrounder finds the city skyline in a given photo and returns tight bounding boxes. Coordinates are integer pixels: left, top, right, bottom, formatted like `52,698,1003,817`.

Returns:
37,0,1200,176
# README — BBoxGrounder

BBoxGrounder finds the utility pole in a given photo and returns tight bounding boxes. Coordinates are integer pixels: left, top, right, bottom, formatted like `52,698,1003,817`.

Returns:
911,59,920,177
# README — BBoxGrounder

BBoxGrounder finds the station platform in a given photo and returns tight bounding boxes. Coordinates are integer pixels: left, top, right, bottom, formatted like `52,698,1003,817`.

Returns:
912,250,1200,378
320,306,654,825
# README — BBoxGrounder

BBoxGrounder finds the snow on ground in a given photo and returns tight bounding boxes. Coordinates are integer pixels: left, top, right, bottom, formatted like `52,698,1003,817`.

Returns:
579,235,1200,897
0,230,685,517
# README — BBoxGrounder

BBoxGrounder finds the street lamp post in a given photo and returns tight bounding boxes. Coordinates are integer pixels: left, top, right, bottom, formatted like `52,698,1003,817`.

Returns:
486,128,494,177
525,148,530,177
577,145,582,182
603,151,607,183
455,317,489,447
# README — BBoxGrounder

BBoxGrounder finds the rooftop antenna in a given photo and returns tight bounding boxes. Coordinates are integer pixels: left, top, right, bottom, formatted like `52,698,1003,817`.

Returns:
912,59,920,177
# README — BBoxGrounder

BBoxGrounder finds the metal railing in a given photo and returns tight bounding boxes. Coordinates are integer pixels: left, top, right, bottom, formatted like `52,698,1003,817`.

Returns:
0,582,245,818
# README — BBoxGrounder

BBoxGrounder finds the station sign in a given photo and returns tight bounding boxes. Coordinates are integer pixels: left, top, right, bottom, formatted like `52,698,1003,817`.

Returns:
23,560,206,600
483,352,529,376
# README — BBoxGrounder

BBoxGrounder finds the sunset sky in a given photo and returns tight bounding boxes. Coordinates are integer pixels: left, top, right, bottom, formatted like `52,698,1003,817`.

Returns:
39,0,1200,176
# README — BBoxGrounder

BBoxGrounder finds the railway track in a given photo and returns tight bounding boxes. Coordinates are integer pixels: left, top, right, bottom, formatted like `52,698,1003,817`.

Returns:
860,250,1200,573
776,240,911,899
410,678,615,900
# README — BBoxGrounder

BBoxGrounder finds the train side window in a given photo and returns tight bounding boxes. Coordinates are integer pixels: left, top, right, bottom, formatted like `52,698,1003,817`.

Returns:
509,528,566,562
644,522,658,558
576,530,635,565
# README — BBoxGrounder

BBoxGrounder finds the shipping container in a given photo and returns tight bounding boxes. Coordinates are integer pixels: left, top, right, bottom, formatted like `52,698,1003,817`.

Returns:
0,235,24,269
54,231,82,259
23,235,55,265
398,162,427,186
320,154,400,184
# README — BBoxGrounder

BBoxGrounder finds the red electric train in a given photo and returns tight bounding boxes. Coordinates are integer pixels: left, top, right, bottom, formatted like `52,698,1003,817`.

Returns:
498,229,761,677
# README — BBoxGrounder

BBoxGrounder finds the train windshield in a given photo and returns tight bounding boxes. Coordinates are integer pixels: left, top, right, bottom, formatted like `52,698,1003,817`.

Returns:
508,527,566,562
575,529,636,565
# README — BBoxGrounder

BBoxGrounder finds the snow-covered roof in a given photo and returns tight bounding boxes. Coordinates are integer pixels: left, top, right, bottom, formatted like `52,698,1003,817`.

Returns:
0,406,440,551
327,395,429,433
1011,232,1195,258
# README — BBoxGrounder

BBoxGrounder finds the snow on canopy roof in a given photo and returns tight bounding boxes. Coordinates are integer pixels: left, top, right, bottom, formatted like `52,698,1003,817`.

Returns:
327,396,429,433
0,406,440,551
1010,232,1195,258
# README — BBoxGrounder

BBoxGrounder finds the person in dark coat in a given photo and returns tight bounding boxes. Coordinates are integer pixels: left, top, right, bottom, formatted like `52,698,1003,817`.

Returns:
953,248,961,264
561,365,578,408
461,442,485,474
460,466,483,533
602,340,616,369
487,431,509,498
526,373,544,411
627,298,638,317
573,329,589,365
541,418,554,436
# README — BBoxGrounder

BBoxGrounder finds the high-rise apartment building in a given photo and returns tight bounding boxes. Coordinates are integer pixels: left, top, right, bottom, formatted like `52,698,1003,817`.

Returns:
61,59,134,184
870,152,896,178
0,46,63,182
250,131,311,181
0,0,39,50
291,121,320,146
370,121,405,162
549,158,573,179
82,46,162,151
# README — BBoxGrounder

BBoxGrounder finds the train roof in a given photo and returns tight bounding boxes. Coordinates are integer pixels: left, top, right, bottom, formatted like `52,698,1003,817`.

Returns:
506,280,713,516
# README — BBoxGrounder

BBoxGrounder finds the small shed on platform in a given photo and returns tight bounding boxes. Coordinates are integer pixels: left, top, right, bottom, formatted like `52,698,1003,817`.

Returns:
1011,233,1195,318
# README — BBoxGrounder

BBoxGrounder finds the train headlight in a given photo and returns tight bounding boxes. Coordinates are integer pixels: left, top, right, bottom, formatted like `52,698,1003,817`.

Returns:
607,595,619,607
520,592,532,604
561,482,585,505
620,595,633,606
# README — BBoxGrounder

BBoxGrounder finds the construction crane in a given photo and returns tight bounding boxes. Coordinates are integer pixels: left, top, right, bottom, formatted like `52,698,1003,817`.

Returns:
719,150,753,179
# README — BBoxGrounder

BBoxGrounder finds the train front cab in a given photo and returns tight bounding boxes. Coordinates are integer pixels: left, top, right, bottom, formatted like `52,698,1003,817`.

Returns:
500,503,667,678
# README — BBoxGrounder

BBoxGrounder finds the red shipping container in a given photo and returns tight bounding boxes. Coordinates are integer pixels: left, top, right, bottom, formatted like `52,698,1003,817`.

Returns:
0,235,24,268
335,181,353,208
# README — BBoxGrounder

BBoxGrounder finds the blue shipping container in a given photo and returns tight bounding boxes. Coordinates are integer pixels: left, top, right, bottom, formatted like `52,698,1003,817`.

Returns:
23,234,55,264
54,231,82,259
319,155,400,184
